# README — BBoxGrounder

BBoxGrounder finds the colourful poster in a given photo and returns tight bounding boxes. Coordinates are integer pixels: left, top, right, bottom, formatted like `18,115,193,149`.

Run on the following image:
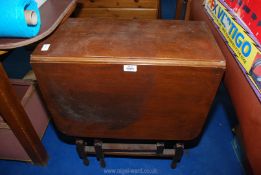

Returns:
204,0,261,100
224,0,261,45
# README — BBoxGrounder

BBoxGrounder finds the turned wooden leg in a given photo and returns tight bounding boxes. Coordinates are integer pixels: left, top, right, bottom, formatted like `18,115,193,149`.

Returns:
175,0,184,20
185,0,192,21
0,63,48,165
156,142,164,155
76,139,89,166
94,140,106,168
171,143,184,169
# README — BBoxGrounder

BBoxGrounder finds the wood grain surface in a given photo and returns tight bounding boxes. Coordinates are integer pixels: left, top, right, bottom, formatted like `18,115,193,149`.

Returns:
78,0,159,8
75,8,158,19
32,19,225,67
73,0,159,19
31,18,225,141
0,0,76,165
0,65,48,164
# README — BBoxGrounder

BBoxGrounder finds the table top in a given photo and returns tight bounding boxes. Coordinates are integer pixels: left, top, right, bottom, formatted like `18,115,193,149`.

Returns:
0,0,76,50
32,18,225,68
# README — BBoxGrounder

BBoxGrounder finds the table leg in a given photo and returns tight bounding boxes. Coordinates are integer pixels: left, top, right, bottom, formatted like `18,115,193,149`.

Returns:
0,63,48,165
185,0,192,20
171,143,184,169
94,140,106,168
175,0,184,19
76,139,89,166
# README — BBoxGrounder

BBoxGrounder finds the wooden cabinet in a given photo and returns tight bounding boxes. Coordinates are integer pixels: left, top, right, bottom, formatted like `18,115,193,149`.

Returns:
31,18,225,141
74,0,159,19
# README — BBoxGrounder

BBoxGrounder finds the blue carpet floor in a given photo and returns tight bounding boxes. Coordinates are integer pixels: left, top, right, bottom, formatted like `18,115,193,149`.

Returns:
0,87,244,175
0,0,245,174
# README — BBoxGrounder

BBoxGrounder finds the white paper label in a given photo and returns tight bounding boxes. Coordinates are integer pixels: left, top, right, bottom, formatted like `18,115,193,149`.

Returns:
123,65,137,72
41,44,50,51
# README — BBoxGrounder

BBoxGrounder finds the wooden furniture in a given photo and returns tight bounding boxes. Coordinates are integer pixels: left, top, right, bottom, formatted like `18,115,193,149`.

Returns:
31,18,225,167
0,65,47,165
74,139,184,168
0,80,49,162
0,0,76,165
189,1,261,174
73,0,159,19
175,0,192,20
175,0,183,19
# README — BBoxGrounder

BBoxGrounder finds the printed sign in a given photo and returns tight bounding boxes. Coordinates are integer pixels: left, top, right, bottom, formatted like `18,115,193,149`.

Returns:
224,0,261,44
204,0,261,100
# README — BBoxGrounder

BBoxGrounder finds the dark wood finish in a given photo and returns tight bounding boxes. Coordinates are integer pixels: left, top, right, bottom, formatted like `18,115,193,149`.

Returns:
175,0,191,20
101,143,162,152
175,0,183,19
75,8,158,19
0,0,76,164
84,143,174,156
78,0,159,8
75,139,184,168
171,143,184,169
94,140,106,167
76,139,89,165
74,0,159,19
184,0,192,21
0,0,76,49
31,19,225,141
189,1,261,174
0,64,47,164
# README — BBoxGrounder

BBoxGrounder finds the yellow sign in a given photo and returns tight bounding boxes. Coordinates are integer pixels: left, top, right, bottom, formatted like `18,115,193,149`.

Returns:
205,0,260,73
